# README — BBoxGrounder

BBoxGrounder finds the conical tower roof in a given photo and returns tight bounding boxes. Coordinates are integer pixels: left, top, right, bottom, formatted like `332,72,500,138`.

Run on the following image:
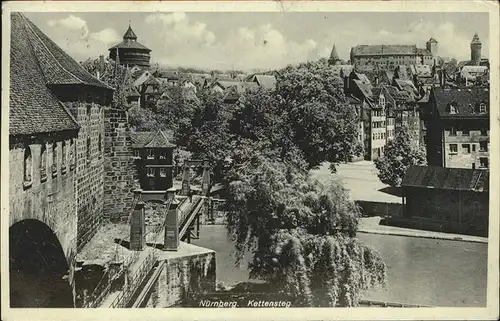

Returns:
330,44,340,62
123,24,137,41
471,33,481,45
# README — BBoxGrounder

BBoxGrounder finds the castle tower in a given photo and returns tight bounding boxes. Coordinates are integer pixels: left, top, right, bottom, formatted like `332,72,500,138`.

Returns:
328,44,341,65
426,38,438,55
109,24,151,68
470,33,482,66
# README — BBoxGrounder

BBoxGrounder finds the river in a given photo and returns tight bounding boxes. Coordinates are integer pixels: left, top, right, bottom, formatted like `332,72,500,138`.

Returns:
192,225,487,307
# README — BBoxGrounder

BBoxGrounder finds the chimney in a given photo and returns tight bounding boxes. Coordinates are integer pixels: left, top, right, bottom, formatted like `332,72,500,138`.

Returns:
129,189,146,251
163,198,180,251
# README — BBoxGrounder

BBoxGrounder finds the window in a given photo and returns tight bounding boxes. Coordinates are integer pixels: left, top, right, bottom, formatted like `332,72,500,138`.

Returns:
98,134,102,153
479,141,488,152
449,127,457,136
133,149,141,159
87,137,91,163
24,146,33,186
480,129,488,136
472,144,476,152
159,150,167,159
449,144,458,154
147,167,155,177
472,163,476,169
52,143,58,176
462,144,471,154
479,103,486,114
160,168,167,177
469,104,475,114
40,144,47,181
61,141,67,173
462,128,470,136
147,149,155,159
479,157,488,168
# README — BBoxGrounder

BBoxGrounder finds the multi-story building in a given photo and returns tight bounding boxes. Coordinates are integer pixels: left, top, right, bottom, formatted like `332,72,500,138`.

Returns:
370,93,388,159
350,38,438,71
426,87,490,169
131,130,176,191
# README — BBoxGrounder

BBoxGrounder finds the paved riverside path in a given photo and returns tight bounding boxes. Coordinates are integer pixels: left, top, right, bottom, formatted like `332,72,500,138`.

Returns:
359,217,488,243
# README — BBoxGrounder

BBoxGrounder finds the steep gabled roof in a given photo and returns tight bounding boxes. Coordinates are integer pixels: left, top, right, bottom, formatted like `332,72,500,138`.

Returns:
14,13,112,89
10,13,85,136
403,165,489,192
131,130,176,148
253,75,277,90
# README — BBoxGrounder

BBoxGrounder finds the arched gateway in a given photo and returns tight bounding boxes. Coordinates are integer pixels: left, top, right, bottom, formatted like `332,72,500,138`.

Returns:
9,219,74,307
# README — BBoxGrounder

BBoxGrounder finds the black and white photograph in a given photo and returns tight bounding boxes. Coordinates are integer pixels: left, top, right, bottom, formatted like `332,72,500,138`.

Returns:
1,1,499,320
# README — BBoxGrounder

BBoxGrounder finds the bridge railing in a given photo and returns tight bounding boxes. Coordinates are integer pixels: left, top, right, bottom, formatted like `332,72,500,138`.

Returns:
178,196,206,239
83,248,140,308
109,249,158,308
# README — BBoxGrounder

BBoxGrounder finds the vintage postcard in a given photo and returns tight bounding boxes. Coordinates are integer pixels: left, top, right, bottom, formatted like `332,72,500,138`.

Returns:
1,1,499,320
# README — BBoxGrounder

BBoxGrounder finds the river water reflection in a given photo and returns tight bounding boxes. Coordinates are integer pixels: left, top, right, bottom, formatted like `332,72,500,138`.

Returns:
192,225,487,307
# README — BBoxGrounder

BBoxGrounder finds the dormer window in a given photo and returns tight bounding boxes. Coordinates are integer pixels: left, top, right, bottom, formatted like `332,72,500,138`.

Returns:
449,103,458,114
147,149,155,159
24,145,33,187
469,104,475,114
379,95,386,109
479,103,486,114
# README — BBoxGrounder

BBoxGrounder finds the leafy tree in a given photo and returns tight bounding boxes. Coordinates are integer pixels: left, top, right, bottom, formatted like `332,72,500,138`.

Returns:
225,155,386,307
442,58,458,80
374,127,427,187
275,60,360,170
127,106,161,132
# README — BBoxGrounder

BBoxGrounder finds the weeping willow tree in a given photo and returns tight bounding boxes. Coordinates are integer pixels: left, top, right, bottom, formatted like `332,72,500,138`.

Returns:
225,154,387,307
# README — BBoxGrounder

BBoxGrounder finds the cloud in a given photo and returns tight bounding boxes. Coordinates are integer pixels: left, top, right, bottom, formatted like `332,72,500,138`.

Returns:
145,13,321,70
45,15,120,61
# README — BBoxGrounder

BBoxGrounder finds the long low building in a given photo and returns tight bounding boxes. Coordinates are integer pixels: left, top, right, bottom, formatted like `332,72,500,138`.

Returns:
401,165,489,236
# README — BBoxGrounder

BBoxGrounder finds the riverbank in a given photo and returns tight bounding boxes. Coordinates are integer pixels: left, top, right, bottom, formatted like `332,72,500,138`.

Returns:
204,216,488,244
193,225,487,307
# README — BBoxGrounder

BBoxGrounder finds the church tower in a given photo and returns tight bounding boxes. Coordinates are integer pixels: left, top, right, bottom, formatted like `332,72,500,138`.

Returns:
426,38,438,55
328,44,342,65
470,33,482,66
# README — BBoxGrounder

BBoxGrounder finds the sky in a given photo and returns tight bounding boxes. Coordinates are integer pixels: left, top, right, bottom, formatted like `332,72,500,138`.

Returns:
23,12,490,71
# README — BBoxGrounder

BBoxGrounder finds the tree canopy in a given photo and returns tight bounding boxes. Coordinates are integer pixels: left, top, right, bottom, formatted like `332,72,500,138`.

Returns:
374,127,427,187
224,154,386,306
